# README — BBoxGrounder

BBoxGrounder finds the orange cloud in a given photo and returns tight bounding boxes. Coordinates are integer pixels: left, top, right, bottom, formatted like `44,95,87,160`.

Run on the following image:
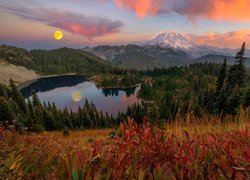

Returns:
193,30,250,48
179,0,250,21
115,0,250,21
115,0,164,18
210,0,249,21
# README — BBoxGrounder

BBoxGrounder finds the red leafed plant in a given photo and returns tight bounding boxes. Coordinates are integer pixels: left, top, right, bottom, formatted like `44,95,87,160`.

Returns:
55,118,250,179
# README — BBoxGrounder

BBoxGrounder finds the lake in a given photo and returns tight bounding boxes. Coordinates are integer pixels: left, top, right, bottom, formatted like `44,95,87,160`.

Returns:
20,75,141,116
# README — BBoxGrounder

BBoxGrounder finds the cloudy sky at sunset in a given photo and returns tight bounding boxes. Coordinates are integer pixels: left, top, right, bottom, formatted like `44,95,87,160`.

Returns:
1,0,250,49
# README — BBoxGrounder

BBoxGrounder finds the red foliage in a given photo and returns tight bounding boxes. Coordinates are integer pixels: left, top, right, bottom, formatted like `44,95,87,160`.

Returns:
1,119,249,179
56,118,250,179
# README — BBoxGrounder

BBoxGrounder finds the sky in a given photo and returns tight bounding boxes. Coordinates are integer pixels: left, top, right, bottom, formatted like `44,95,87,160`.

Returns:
0,0,250,49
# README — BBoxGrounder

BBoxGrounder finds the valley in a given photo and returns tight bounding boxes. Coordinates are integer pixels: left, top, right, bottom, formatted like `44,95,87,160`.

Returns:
1,0,250,179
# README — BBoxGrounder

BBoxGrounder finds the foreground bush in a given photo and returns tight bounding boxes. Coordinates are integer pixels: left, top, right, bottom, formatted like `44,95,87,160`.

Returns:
56,119,250,179
0,128,77,179
1,119,249,179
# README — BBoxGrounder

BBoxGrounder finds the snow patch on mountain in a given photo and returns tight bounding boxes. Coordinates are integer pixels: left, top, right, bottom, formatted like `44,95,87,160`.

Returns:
145,31,196,49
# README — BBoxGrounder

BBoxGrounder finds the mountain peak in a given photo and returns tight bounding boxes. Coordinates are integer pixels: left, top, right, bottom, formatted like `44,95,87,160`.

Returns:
145,31,196,49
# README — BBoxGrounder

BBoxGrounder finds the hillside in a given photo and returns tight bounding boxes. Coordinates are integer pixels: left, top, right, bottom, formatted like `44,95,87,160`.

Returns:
0,45,114,76
85,45,191,70
0,60,39,85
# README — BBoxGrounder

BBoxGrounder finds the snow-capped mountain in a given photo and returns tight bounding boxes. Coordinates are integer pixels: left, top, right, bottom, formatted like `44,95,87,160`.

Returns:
144,31,196,49
85,31,250,70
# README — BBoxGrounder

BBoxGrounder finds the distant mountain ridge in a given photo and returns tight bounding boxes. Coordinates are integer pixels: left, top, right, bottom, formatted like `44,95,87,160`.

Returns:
85,44,192,70
192,54,250,67
84,31,250,69
1,42,250,73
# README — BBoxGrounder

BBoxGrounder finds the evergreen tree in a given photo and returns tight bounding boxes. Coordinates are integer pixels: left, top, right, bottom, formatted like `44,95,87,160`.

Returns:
43,109,56,130
225,42,246,114
0,84,8,98
9,79,27,114
234,42,246,89
243,88,250,108
0,97,15,125
215,58,227,94
32,90,41,107
214,58,227,115
9,79,20,102
27,99,36,127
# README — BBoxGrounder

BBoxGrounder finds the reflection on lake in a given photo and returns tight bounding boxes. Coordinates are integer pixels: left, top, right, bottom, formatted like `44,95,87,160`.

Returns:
20,75,141,116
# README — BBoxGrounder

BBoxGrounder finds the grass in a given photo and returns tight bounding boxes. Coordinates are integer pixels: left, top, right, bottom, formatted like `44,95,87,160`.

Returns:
48,129,113,150
0,113,249,179
163,105,249,138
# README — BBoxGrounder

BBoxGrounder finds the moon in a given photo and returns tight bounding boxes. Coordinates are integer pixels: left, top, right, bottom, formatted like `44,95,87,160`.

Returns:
54,30,63,40
72,92,82,102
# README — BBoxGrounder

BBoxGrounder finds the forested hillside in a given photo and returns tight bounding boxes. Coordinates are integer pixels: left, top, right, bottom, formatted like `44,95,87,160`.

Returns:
138,43,250,121
0,45,115,76
192,54,250,66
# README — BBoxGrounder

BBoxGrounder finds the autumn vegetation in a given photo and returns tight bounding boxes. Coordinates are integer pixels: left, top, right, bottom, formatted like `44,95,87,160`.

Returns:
0,117,249,179
0,43,250,179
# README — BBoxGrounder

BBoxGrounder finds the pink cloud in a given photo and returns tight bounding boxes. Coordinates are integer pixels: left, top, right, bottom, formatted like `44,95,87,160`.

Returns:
115,0,165,18
0,4,123,39
191,30,250,48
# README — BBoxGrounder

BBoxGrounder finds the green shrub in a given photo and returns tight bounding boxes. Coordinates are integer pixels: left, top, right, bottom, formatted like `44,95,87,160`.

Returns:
33,124,45,133
62,127,69,136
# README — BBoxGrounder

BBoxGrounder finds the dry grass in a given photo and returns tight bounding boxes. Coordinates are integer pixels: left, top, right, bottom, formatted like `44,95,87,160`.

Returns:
164,106,250,138
46,128,113,149
44,107,250,147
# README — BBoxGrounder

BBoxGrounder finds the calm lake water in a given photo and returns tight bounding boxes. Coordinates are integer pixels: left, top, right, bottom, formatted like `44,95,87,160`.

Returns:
20,75,141,116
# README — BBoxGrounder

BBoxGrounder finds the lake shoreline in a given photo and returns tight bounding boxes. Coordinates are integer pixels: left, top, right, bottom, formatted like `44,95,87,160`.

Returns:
18,73,140,91
89,75,140,90
17,73,80,90
95,83,140,90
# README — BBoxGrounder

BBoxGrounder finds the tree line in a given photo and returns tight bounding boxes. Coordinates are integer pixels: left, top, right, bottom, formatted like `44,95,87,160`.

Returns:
200,42,249,116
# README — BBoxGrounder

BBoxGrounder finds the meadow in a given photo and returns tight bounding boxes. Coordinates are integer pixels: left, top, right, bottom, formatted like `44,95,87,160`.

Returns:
1,112,249,179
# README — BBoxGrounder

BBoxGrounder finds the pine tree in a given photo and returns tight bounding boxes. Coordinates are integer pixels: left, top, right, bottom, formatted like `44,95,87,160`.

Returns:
0,84,8,98
243,88,250,108
32,90,41,107
215,58,227,94
214,58,227,115
234,42,246,89
43,109,56,130
225,42,246,114
27,99,35,127
0,97,15,125
9,79,27,114
9,79,20,102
